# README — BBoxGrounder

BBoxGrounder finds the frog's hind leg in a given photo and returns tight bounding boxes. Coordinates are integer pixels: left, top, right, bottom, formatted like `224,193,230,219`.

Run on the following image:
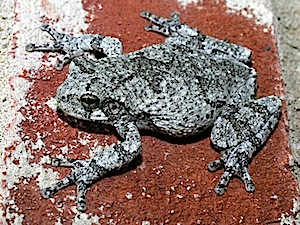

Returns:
208,96,282,195
140,11,252,64
140,11,198,37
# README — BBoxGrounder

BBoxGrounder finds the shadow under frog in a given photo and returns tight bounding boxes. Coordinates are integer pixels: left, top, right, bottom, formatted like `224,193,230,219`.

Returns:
26,11,282,212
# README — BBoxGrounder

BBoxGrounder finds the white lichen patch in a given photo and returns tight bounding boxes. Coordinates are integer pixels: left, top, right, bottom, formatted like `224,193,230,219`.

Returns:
9,77,33,109
31,132,46,150
1,141,42,224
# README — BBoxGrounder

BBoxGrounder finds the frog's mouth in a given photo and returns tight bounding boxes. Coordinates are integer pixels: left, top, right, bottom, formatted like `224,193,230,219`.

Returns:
58,105,109,122
90,110,109,121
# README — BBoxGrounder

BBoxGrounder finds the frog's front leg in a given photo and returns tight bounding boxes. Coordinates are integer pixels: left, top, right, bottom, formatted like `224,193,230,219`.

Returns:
42,103,141,212
208,96,282,195
25,24,122,70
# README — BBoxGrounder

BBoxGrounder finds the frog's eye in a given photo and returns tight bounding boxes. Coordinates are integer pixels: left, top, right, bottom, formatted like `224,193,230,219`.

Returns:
80,94,100,111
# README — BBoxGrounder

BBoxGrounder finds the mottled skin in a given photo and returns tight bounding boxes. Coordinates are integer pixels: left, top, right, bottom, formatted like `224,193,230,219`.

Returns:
26,11,282,212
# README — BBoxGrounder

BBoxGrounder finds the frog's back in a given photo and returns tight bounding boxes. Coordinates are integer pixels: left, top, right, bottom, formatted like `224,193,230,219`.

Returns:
128,39,256,100
97,40,257,136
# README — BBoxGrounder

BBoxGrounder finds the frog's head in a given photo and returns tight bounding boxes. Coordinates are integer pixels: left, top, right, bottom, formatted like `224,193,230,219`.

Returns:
56,77,109,122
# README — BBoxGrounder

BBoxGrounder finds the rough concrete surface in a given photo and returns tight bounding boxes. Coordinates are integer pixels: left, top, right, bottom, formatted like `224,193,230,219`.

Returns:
0,1,14,161
272,0,300,224
1,0,300,224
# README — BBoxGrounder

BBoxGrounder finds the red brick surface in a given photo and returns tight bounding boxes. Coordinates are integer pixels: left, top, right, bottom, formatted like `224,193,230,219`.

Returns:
3,0,298,224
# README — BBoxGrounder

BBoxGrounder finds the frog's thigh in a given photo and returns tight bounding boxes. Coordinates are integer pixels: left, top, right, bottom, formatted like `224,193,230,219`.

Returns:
211,96,281,151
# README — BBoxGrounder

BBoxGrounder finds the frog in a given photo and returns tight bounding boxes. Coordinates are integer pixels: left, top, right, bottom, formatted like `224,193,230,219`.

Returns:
25,11,282,212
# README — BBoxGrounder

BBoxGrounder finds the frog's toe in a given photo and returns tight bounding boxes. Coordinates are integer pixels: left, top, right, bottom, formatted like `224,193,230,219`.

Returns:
140,10,197,38
140,10,161,25
210,142,256,194
214,168,234,195
140,10,181,27
41,187,53,198
77,200,87,212
42,156,105,211
143,25,153,31
41,173,76,198
239,165,255,192
77,181,89,212
41,173,90,212
140,10,151,19
40,24,51,31
170,12,180,21
51,157,76,167
214,162,255,195
54,59,65,71
25,43,35,52
143,24,170,35
208,153,227,171
41,158,79,198
41,165,91,211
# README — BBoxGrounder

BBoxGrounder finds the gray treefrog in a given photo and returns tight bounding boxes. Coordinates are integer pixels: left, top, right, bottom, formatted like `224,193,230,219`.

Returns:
26,11,282,212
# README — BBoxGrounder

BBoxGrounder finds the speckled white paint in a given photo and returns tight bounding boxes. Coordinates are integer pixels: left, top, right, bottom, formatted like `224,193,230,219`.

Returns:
45,97,58,111
36,165,60,189
73,213,100,225
177,0,202,7
0,0,97,224
280,198,300,225
225,0,273,27
55,218,63,225
177,0,274,27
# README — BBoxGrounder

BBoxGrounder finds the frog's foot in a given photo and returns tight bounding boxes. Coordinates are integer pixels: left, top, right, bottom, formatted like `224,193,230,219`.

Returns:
209,96,282,195
140,11,198,37
42,157,105,212
25,24,85,70
25,24,118,70
208,141,255,195
25,24,74,53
